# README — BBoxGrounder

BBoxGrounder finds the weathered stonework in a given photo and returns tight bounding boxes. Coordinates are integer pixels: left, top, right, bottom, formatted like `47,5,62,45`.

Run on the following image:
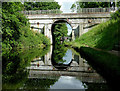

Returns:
26,13,111,44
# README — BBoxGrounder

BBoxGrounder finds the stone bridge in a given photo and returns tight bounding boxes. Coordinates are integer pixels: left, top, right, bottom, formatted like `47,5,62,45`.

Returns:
23,9,111,44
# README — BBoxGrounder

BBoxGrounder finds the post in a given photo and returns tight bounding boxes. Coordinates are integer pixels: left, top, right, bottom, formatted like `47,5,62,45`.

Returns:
72,29,75,41
44,24,47,37
79,23,83,37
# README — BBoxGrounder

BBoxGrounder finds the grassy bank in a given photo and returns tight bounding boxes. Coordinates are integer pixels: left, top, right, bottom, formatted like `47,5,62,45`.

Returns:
66,18,120,51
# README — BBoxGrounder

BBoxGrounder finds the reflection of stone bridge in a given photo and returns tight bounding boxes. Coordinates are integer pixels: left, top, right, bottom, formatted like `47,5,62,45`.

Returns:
22,8,111,44
27,68,106,83
27,46,106,83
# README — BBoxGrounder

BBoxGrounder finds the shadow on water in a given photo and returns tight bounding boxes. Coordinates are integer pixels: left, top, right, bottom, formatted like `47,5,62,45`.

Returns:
79,47,120,91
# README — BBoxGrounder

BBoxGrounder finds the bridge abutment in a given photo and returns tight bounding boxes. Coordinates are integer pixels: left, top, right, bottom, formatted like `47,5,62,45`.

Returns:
44,24,53,44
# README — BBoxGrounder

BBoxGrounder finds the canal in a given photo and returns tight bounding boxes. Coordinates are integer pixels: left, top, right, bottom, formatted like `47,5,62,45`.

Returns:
2,45,112,90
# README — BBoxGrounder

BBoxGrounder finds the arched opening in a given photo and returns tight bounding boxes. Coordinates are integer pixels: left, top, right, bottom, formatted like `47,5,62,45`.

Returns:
51,20,72,45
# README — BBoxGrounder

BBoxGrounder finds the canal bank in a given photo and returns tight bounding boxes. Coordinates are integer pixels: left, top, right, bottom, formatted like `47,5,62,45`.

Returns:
71,46,120,90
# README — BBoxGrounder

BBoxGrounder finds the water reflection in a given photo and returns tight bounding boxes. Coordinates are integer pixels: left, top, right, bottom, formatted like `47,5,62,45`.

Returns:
52,43,68,69
2,45,110,90
2,47,50,90
62,49,72,65
50,76,87,89
21,78,57,90
27,45,106,90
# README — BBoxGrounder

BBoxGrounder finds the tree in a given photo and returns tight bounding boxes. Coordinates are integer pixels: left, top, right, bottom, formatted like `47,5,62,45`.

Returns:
70,1,114,12
2,2,50,50
71,1,120,12
52,43,67,65
53,23,68,45
70,4,76,12
77,2,111,8
24,1,61,10
2,2,28,49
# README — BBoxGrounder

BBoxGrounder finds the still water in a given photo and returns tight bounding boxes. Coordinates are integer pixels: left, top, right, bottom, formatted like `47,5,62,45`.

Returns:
2,45,112,90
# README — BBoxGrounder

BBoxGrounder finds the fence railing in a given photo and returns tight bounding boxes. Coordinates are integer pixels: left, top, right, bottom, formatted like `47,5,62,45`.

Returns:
20,8,115,15
77,8,112,13
20,9,62,15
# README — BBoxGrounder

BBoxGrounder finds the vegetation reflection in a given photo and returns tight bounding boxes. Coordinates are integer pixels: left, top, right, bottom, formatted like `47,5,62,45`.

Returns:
2,46,50,89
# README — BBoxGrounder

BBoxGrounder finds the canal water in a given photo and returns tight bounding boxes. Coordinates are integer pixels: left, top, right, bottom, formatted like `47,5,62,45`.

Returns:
2,45,112,90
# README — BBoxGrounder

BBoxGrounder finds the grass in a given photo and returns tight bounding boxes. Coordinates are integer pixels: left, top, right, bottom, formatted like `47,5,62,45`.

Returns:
79,47,120,87
67,18,120,51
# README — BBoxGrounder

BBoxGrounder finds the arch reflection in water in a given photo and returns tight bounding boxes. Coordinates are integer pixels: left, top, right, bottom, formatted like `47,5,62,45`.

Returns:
29,45,93,73
51,43,77,70
62,49,72,65
52,43,68,70
51,43,89,71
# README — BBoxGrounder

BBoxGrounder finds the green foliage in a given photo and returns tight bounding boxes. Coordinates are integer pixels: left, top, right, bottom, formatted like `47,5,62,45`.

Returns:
73,19,120,50
2,47,50,89
53,23,68,45
70,1,117,12
2,2,28,49
22,78,57,89
24,1,61,10
111,8,120,20
76,2,111,8
52,23,68,64
69,9,120,51
117,1,120,7
17,26,50,48
2,2,50,50
71,1,120,12
70,4,76,12
53,43,67,64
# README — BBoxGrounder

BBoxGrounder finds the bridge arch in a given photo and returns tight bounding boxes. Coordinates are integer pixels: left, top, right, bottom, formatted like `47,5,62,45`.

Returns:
51,19,73,44
52,19,72,27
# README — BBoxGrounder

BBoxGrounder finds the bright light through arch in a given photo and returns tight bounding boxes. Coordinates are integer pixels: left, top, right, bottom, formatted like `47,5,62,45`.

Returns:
66,23,72,36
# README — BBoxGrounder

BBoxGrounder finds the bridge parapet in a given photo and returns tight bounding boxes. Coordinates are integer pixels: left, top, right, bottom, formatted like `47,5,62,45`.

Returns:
21,8,114,15
20,9,62,15
77,8,113,13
